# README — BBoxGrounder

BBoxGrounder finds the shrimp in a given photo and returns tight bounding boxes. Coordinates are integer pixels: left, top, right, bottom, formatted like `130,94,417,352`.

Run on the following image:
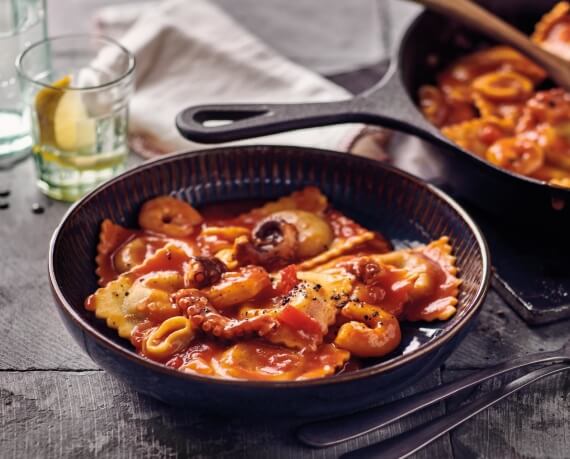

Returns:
471,72,534,122
334,302,401,358
138,196,203,237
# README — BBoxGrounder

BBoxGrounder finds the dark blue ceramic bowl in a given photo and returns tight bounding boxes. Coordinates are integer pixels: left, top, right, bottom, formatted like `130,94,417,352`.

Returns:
49,145,490,417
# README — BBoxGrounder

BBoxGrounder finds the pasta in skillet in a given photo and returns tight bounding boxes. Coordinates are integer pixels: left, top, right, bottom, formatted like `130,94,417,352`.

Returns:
418,2,570,188
85,187,460,381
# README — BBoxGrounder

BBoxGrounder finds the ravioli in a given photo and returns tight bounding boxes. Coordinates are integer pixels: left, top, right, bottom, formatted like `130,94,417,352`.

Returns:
86,190,462,381
86,244,190,338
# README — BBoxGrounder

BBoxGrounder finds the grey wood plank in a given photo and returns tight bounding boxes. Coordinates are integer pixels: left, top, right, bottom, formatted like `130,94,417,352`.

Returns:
445,290,570,370
0,155,144,370
442,369,570,459
0,160,95,370
0,370,453,459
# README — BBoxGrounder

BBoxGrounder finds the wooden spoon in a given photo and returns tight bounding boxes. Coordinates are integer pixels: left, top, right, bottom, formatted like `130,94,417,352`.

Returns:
413,0,570,91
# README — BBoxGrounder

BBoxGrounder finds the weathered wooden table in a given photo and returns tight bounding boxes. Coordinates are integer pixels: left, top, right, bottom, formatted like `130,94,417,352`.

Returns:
1,1,568,457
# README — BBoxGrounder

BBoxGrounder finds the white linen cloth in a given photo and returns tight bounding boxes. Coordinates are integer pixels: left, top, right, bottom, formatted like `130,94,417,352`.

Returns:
93,0,389,158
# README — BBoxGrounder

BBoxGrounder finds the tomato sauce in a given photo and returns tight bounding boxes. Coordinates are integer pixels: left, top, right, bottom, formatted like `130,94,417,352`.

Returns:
90,192,460,381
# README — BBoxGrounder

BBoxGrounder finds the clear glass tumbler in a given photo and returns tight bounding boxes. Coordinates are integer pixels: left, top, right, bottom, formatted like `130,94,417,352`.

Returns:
0,0,46,167
17,35,135,201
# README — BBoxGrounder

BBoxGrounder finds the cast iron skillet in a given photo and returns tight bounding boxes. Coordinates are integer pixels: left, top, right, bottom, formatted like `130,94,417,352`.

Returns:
175,0,570,225
49,145,489,416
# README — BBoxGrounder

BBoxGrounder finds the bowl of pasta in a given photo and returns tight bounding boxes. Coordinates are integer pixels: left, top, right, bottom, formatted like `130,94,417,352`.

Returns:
49,145,490,416
176,0,570,225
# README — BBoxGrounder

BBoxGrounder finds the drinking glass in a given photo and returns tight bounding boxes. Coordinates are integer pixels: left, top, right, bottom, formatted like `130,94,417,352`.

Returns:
17,35,135,201
0,0,46,167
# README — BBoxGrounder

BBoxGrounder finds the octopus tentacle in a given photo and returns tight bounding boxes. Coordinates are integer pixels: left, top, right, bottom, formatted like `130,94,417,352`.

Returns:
174,289,278,340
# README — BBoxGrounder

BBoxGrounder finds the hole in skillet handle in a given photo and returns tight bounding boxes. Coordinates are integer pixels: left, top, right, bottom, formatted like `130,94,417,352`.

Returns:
194,108,272,127
175,104,276,142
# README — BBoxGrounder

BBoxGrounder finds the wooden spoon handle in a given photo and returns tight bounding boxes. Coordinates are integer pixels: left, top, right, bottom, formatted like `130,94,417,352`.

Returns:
412,0,570,90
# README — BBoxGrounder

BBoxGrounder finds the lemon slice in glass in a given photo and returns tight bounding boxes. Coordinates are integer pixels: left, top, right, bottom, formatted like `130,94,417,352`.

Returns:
54,88,97,152
35,75,71,146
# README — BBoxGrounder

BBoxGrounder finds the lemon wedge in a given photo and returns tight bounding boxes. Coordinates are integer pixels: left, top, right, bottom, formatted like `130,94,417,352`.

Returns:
54,88,96,152
35,75,71,146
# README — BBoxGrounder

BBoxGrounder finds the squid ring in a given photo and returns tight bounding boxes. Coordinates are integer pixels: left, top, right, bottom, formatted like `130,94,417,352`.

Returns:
139,196,203,237
472,71,533,102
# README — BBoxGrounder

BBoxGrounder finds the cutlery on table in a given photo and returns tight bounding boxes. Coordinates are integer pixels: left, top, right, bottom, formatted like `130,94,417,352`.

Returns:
298,340,570,447
341,363,570,459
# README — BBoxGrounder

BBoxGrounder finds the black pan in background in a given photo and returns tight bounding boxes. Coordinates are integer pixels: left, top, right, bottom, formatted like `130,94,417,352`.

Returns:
176,0,570,227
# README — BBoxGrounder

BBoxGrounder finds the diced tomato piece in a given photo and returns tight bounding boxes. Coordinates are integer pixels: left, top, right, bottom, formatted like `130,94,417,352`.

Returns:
273,264,298,296
277,305,322,336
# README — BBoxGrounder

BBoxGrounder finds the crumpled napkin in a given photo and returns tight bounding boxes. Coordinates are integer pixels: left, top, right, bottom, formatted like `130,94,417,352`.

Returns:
93,0,389,158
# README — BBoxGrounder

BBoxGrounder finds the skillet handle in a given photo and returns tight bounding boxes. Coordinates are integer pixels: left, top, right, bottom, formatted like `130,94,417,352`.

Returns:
175,67,447,146
176,99,367,144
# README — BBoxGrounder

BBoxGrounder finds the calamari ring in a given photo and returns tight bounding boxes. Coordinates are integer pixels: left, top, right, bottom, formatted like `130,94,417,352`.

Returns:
472,71,533,102
437,46,546,103
139,196,203,237
418,85,477,128
334,302,401,358
532,2,570,60
441,116,514,157
471,71,533,121
485,137,544,175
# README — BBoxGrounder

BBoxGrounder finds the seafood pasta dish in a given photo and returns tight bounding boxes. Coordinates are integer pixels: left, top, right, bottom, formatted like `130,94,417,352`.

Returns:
86,187,460,381
418,2,570,188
